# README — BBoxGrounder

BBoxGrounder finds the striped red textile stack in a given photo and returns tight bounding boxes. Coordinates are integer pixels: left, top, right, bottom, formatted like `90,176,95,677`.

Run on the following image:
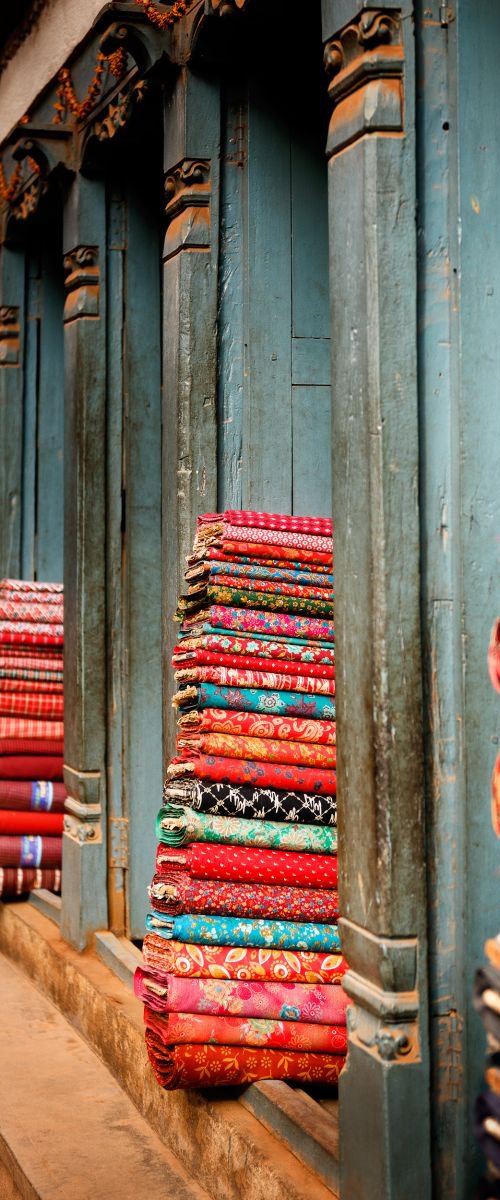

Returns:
0,580,64,898
136,510,347,1090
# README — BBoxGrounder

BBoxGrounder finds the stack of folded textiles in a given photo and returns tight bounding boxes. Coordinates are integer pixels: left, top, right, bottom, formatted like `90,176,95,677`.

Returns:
136,509,349,1090
0,580,64,899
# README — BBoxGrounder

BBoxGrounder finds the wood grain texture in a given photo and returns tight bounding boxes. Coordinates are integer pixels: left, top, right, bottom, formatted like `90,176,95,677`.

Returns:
0,247,25,579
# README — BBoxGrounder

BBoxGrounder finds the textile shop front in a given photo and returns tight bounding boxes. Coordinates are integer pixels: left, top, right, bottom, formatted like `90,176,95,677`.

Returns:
0,2,499,1198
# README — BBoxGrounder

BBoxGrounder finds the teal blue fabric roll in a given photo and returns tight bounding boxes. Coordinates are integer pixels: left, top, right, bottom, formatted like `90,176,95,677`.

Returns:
175,682,335,721
145,910,341,953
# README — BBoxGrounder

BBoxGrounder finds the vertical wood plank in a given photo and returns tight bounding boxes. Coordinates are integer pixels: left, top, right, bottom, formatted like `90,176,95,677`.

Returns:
21,253,39,580
36,226,64,582
0,246,24,579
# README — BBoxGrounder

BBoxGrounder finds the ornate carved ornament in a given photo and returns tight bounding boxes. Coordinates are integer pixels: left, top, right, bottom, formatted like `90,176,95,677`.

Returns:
0,306,20,366
324,8,404,157
91,78,148,143
63,246,100,322
164,158,211,259
347,1004,418,1063
205,0,251,15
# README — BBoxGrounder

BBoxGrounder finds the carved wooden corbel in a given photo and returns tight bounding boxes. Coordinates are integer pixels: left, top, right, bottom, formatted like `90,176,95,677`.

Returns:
324,7,404,157
63,246,100,322
0,306,20,366
163,158,210,258
205,0,250,15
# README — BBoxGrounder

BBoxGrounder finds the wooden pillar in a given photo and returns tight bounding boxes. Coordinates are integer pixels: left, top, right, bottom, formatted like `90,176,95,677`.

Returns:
0,245,25,578
61,175,108,949
162,69,220,755
322,4,432,1195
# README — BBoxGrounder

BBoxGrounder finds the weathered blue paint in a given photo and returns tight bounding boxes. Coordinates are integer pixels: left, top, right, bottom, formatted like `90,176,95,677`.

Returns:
0,246,25,579
21,253,38,580
36,231,64,581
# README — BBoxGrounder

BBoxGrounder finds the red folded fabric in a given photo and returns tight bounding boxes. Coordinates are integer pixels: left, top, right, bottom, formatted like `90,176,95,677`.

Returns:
176,731,336,769
142,933,347,983
489,619,500,694
194,547,332,575
222,540,332,567
176,633,334,665
198,573,331,602
0,601,63,625
145,1033,345,1089
0,866,61,896
174,664,335,696
0,678,63,694
0,835,62,868
178,707,336,745
0,780,65,810
0,717,64,740
0,756,63,780
168,754,336,796
136,967,347,1023
0,739,63,757
0,625,63,647
0,580,63,595
0,652,63,671
173,648,335,679
0,811,64,834
0,693,64,717
216,511,333,536
149,871,339,923
155,843,338,889
144,1007,347,1054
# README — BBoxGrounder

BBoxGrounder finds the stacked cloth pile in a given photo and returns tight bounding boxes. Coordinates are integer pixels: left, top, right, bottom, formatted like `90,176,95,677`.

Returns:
136,509,349,1090
473,619,500,1198
0,580,64,899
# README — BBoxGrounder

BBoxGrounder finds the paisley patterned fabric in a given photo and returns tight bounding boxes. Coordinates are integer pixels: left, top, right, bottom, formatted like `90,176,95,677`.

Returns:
149,871,339,923
190,560,333,588
145,1008,348,1053
173,648,336,680
176,732,336,770
177,633,334,665
142,933,346,983
145,911,341,953
173,682,336,722
135,967,347,1023
167,753,336,797
163,779,337,826
223,526,333,554
178,707,336,745
155,843,338,888
145,1034,345,1089
179,583,333,620
174,664,335,696
156,804,338,852
179,604,335,644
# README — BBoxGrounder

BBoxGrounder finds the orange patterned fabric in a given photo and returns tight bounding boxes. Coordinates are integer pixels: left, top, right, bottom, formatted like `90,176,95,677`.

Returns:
145,1008,347,1053
145,1033,345,1089
177,731,336,769
142,934,346,983
179,707,336,744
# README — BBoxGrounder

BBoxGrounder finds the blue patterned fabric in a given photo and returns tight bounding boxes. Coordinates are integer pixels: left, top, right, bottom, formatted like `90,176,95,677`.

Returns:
176,682,335,721
145,910,341,952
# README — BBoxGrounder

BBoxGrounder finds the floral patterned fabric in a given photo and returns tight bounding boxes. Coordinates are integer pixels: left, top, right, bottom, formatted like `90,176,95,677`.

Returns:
167,753,336,797
178,707,336,745
179,604,335,644
144,1008,347,1053
177,633,334,665
176,732,336,770
163,780,337,826
174,664,335,696
135,967,347,1023
223,526,333,554
145,911,341,952
155,843,338,888
173,648,335,680
145,1034,345,1089
179,583,333,620
156,804,337,852
142,933,346,983
198,511,333,536
222,540,332,567
191,547,333,575
173,682,336,722
149,870,339,923
192,560,333,588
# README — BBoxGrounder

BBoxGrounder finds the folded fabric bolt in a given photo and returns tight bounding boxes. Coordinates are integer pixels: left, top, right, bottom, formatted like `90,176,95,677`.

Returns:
178,605,334,644
174,664,335,696
0,717,64,740
0,692,64,718
167,753,336,797
177,634,334,665
173,683,335,723
144,1008,348,1053
178,584,333,621
0,738,63,757
176,731,336,770
190,547,332,575
211,511,333,535
155,843,338,889
0,811,64,835
145,911,341,952
186,560,333,588
0,834,62,868
489,619,500,695
145,1036,344,1090
0,780,65,810
474,1092,500,1171
197,522,333,555
0,866,61,896
142,933,346,983
163,779,337,826
178,707,336,745
149,871,339,923
135,967,347,1024
0,580,63,595
0,601,63,625
188,572,331,603
0,756,63,781
0,622,64,646
0,677,63,694
221,540,332,567
0,653,63,672
156,804,337,852
173,649,335,680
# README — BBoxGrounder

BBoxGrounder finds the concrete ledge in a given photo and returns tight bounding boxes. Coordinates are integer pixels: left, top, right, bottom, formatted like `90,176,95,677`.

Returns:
0,900,338,1200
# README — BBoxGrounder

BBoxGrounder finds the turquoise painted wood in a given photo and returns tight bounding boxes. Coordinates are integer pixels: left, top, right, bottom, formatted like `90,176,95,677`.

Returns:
21,253,38,580
0,245,25,579
218,25,331,518
36,229,64,581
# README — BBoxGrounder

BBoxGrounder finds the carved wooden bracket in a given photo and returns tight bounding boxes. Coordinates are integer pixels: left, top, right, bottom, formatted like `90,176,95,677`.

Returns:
324,7,404,157
0,305,20,366
92,78,148,143
205,0,250,14
347,1004,419,1063
63,246,100,322
163,158,210,259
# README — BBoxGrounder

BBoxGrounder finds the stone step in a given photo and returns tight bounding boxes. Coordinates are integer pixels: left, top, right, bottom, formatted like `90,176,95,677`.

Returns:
0,952,210,1200
0,900,339,1200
